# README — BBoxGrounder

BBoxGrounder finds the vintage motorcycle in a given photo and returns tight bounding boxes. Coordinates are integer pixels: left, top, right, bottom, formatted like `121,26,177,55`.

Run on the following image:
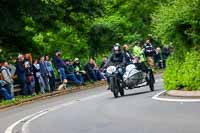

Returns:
106,64,155,98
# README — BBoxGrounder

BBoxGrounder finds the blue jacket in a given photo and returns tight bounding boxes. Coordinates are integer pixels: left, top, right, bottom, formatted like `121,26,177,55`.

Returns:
53,55,66,70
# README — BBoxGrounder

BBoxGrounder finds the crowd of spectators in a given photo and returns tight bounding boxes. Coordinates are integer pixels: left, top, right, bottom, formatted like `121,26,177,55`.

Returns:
0,41,170,101
0,50,106,101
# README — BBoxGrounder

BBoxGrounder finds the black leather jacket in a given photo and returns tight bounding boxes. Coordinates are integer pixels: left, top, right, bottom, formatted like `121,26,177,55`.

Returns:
104,52,126,68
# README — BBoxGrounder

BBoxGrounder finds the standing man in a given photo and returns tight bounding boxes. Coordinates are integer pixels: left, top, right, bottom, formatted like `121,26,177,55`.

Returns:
143,39,156,69
16,55,28,96
53,50,67,83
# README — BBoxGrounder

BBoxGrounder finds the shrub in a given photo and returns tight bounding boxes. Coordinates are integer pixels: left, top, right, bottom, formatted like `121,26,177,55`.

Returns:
164,50,200,91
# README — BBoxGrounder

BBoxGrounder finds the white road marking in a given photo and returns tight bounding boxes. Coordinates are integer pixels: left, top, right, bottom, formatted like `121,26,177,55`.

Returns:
152,91,200,102
4,92,110,133
5,76,163,133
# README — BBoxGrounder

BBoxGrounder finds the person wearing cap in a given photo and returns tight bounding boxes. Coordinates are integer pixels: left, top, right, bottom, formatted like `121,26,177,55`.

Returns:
64,59,83,85
73,58,85,82
53,50,67,83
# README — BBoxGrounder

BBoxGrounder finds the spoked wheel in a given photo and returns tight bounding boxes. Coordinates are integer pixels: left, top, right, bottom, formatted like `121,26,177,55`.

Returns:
110,77,119,98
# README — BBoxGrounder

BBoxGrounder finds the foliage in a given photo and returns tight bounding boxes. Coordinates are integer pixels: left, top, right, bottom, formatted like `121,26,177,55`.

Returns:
164,50,200,91
0,0,170,59
152,0,200,49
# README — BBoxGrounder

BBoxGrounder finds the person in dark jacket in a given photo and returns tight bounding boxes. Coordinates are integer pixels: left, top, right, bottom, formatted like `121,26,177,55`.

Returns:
53,50,67,83
104,45,126,68
65,59,83,85
162,46,170,68
143,39,156,68
16,55,28,96
122,44,134,66
84,58,103,81
24,61,34,95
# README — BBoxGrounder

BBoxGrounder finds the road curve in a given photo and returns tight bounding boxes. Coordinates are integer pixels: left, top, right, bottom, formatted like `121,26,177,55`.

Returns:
1,75,200,133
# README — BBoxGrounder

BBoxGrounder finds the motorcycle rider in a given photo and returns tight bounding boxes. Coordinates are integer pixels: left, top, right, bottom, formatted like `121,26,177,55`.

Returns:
103,44,126,90
104,44,126,68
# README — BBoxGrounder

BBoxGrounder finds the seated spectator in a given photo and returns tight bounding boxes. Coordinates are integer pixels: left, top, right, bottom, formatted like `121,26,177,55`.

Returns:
100,57,108,71
0,80,13,100
53,50,67,83
65,59,83,85
84,58,104,81
0,60,14,97
33,59,45,94
73,58,87,82
16,55,28,96
45,55,56,91
99,57,108,80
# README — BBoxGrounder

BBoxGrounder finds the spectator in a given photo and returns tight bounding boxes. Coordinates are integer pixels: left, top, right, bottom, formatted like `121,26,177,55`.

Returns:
24,53,33,65
0,60,14,97
100,57,108,70
133,42,145,62
162,46,170,68
39,55,50,92
154,47,163,69
33,59,45,94
123,44,134,66
24,61,35,95
84,58,103,81
53,50,67,83
143,39,156,68
73,58,86,82
16,55,28,96
0,80,13,100
45,55,56,91
65,59,83,85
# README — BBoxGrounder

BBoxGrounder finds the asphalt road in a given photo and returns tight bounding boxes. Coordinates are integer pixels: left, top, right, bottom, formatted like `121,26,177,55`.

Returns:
1,75,200,133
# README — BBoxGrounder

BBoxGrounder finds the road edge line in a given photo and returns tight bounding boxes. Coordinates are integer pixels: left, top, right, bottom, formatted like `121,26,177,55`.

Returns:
4,92,110,133
152,91,200,102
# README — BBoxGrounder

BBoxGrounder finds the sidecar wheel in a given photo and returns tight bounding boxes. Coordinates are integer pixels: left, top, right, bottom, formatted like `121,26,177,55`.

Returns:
119,88,124,96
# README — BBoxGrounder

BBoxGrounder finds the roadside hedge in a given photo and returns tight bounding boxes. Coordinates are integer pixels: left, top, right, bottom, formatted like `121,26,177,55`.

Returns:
163,50,200,91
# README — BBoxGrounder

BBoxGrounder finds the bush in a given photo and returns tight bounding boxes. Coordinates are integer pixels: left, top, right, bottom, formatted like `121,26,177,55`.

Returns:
164,50,200,91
